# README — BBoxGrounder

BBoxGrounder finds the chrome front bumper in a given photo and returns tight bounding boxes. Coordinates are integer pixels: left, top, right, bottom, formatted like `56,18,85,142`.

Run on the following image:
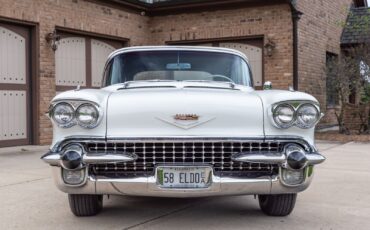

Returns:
44,137,324,197
51,166,314,198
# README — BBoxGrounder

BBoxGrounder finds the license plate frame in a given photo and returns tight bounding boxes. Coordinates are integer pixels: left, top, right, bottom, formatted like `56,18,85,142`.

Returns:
156,166,213,189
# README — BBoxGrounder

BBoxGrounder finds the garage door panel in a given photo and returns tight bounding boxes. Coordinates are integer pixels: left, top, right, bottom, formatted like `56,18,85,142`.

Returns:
91,39,115,87
0,26,26,84
219,42,263,86
0,90,27,141
55,37,86,86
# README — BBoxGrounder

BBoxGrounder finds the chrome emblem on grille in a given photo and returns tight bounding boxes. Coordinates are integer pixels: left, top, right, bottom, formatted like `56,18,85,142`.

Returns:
174,114,199,121
156,114,215,130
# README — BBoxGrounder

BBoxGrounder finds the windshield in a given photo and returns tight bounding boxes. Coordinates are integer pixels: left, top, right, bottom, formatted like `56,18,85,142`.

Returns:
104,50,252,86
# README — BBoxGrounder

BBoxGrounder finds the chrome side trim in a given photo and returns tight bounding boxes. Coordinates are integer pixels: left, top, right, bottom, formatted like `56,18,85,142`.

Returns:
232,152,286,164
232,152,325,166
41,152,137,166
82,153,137,164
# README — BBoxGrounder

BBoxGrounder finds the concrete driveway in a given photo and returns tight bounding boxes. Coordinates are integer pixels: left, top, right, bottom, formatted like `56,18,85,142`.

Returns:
1,141,370,230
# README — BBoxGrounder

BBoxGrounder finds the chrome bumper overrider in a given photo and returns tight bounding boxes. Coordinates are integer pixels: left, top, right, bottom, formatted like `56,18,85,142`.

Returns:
51,166,314,197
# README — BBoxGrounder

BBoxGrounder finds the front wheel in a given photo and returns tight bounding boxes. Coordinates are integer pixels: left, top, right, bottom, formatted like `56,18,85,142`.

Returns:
258,194,297,216
68,194,103,216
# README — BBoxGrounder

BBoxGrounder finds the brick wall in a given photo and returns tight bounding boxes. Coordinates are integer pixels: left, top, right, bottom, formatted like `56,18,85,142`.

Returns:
343,103,370,132
0,0,149,144
320,107,340,126
149,4,294,89
296,0,352,110
0,0,355,144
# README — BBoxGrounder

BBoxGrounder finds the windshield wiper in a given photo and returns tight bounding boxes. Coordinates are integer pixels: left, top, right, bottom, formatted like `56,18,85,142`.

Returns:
141,79,178,82
182,80,236,89
118,79,178,90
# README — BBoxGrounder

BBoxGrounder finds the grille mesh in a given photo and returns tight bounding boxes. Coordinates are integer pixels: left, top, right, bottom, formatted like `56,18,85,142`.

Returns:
86,141,284,177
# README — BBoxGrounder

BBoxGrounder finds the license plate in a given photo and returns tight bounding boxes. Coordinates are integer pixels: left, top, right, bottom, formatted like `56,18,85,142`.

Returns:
156,166,212,189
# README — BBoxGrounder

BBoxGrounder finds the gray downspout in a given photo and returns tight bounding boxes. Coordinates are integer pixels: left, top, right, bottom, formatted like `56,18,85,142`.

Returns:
289,1,303,90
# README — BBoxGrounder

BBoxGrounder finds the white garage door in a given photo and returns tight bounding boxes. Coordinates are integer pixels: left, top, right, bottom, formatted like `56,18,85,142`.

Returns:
219,43,263,87
0,25,29,147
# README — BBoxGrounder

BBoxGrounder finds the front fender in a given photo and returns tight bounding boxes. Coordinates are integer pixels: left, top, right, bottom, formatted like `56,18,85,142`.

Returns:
254,90,320,146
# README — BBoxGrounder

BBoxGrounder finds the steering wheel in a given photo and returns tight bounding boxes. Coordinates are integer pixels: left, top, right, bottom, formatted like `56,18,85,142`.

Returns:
211,74,235,83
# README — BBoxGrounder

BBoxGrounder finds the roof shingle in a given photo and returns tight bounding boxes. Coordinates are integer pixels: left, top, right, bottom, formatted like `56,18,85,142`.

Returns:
341,7,370,45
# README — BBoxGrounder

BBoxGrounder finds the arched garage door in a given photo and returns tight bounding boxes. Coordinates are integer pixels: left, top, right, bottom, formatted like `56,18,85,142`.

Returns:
0,24,30,147
55,34,123,94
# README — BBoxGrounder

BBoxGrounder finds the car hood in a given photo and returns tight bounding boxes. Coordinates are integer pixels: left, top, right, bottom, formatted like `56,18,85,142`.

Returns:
106,83,264,138
50,82,319,148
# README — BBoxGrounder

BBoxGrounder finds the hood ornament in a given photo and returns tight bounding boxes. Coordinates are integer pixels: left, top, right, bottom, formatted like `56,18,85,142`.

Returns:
174,114,199,121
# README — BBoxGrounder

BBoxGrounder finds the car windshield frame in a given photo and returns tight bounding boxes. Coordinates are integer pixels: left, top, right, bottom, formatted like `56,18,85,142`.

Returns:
103,49,253,87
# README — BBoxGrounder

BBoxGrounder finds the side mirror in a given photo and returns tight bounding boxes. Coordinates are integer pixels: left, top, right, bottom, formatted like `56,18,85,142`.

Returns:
263,81,272,90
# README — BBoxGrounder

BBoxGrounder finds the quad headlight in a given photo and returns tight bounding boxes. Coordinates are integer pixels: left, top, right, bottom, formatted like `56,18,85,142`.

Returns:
296,104,319,129
50,101,101,129
76,104,99,128
51,103,75,128
273,104,295,128
272,101,321,129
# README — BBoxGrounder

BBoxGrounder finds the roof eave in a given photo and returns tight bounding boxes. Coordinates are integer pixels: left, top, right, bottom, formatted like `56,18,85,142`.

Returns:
101,0,291,15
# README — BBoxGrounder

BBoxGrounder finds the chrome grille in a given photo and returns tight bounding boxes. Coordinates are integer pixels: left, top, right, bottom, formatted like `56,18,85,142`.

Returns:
86,141,283,177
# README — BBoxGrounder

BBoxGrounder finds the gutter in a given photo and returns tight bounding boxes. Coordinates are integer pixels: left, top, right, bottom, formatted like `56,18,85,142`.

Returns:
101,0,289,15
288,0,303,91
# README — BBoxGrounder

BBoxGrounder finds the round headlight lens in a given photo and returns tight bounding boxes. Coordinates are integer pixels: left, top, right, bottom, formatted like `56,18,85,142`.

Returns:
273,104,295,128
52,103,74,127
296,104,319,128
76,104,99,128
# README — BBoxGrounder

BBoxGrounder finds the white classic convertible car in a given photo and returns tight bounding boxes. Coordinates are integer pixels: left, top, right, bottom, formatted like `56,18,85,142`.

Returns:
42,46,325,217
